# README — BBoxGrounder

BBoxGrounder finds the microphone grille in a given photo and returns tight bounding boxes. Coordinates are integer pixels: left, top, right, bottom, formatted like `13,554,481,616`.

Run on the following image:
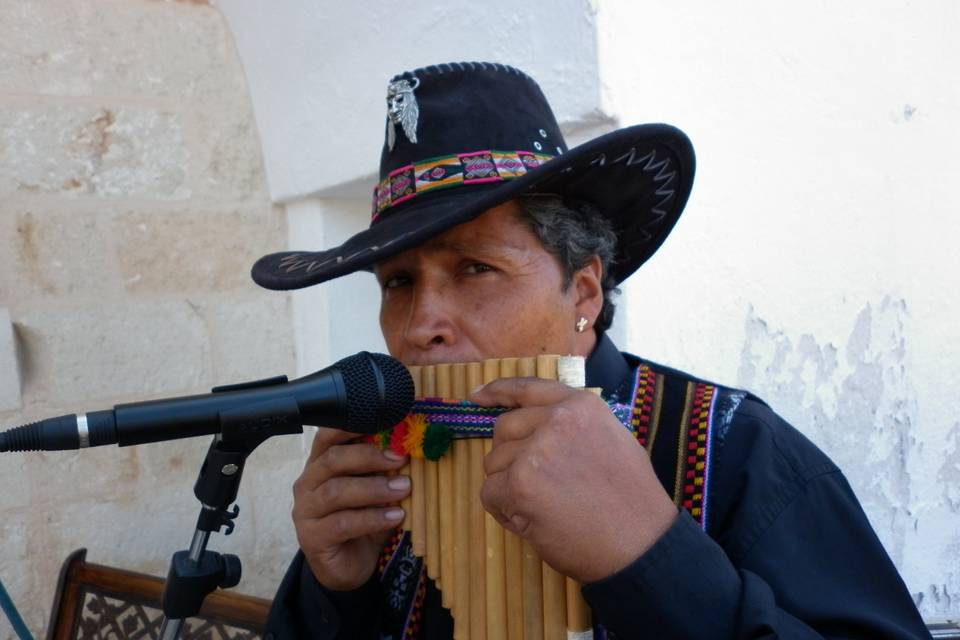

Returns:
339,352,414,434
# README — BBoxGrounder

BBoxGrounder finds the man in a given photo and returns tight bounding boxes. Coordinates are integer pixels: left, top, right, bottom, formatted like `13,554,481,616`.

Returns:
252,62,930,638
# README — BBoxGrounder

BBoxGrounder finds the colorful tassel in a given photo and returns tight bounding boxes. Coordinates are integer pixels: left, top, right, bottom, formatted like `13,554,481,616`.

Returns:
375,413,452,460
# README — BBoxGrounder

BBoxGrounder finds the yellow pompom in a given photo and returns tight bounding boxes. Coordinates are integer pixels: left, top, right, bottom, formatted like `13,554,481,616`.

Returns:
403,413,428,459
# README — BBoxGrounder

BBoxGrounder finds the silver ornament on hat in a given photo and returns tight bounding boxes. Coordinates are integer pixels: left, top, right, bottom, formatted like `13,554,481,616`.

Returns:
386,76,420,151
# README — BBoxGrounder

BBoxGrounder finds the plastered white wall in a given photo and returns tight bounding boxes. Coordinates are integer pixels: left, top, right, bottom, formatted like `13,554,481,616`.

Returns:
217,0,605,201
598,0,960,615
215,0,958,622
286,197,386,377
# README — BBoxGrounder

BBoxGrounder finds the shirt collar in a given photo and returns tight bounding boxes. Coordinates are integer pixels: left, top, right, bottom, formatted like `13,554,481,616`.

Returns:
585,332,633,398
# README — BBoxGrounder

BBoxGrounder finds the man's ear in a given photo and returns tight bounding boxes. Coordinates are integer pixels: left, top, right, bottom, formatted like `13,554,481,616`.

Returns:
573,255,604,327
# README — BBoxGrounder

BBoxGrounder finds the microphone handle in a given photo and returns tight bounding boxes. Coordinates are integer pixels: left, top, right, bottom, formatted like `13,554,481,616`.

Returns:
0,370,347,452
0,411,118,452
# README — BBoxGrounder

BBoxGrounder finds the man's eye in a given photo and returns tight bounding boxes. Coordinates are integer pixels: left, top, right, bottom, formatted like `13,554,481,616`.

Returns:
382,275,411,289
464,263,494,275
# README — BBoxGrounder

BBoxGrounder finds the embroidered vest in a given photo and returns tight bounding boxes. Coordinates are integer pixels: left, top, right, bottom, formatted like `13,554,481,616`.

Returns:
376,358,746,639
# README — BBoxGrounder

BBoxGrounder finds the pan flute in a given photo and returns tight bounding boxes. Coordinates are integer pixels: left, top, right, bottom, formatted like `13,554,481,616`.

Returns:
384,355,593,640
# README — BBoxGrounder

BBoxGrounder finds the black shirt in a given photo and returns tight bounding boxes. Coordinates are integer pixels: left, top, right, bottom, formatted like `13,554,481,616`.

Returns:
266,335,931,639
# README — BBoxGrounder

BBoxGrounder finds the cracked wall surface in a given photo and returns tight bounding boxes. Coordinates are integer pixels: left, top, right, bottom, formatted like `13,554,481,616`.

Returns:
735,301,959,615
0,2,296,637
739,300,917,561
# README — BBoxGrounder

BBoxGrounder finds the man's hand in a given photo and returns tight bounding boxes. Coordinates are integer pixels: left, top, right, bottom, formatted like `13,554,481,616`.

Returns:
292,428,410,590
473,378,678,584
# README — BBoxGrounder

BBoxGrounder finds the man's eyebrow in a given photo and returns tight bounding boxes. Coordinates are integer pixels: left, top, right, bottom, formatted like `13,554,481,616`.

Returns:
375,238,525,273
425,239,521,254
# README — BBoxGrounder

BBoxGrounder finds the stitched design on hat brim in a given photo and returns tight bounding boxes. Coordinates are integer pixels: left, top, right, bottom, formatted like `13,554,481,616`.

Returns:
591,147,676,243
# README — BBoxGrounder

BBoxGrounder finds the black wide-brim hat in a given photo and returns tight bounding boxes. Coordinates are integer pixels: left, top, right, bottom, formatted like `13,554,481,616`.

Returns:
252,62,694,290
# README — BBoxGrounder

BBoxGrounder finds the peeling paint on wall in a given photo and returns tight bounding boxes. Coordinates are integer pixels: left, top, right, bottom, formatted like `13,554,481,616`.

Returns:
737,297,917,566
917,578,957,615
940,423,960,513
736,297,960,616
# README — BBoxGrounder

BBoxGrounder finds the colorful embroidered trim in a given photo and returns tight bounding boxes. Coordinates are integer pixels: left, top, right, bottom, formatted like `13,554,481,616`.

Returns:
378,529,426,639
675,382,717,528
406,573,426,638
406,398,507,437
630,365,658,448
378,528,403,576
372,149,555,219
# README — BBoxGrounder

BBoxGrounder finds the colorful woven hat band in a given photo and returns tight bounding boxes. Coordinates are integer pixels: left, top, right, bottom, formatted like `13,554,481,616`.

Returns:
372,148,555,220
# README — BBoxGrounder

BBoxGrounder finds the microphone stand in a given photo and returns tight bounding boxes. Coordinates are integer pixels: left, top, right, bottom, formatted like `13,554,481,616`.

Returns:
158,377,303,640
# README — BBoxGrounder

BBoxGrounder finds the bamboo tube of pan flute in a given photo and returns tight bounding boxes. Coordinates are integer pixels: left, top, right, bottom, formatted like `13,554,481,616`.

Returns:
422,366,441,588
490,358,522,640
448,363,468,629
445,363,483,640
410,365,428,559
437,364,456,611
558,357,593,637
468,393,489,640
480,359,508,640
450,367,472,639
516,357,544,640
536,355,568,640
401,366,421,534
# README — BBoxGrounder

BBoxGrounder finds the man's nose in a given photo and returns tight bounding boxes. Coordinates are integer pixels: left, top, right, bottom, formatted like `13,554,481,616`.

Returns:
404,284,456,349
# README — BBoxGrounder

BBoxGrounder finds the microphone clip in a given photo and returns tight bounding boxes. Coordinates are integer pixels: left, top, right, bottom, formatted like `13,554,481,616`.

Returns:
161,383,306,637
197,504,239,536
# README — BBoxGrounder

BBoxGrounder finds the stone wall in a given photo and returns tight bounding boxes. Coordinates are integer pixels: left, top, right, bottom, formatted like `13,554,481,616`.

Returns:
0,1,298,637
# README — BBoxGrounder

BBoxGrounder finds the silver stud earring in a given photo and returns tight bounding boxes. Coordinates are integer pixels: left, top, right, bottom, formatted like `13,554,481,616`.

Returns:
575,316,588,333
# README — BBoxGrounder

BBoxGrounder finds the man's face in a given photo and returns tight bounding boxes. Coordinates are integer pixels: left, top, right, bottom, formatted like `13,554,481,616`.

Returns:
375,201,596,365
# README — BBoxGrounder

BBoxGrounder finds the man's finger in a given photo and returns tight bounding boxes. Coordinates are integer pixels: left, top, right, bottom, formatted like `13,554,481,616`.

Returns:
309,507,406,546
295,475,410,520
470,376,578,409
480,471,527,536
298,440,407,491
489,405,559,447
308,427,363,463
483,437,526,476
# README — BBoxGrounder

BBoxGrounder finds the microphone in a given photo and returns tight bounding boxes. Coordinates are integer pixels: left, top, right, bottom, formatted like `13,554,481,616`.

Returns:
0,352,414,452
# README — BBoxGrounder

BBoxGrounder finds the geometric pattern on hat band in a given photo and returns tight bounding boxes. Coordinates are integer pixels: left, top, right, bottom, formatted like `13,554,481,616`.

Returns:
372,149,555,220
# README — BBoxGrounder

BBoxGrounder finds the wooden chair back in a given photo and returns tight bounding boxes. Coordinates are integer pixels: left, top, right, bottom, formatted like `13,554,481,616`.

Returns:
46,549,270,640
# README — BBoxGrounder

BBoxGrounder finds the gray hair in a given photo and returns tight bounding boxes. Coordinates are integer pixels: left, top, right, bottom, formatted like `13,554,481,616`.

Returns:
514,195,620,334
